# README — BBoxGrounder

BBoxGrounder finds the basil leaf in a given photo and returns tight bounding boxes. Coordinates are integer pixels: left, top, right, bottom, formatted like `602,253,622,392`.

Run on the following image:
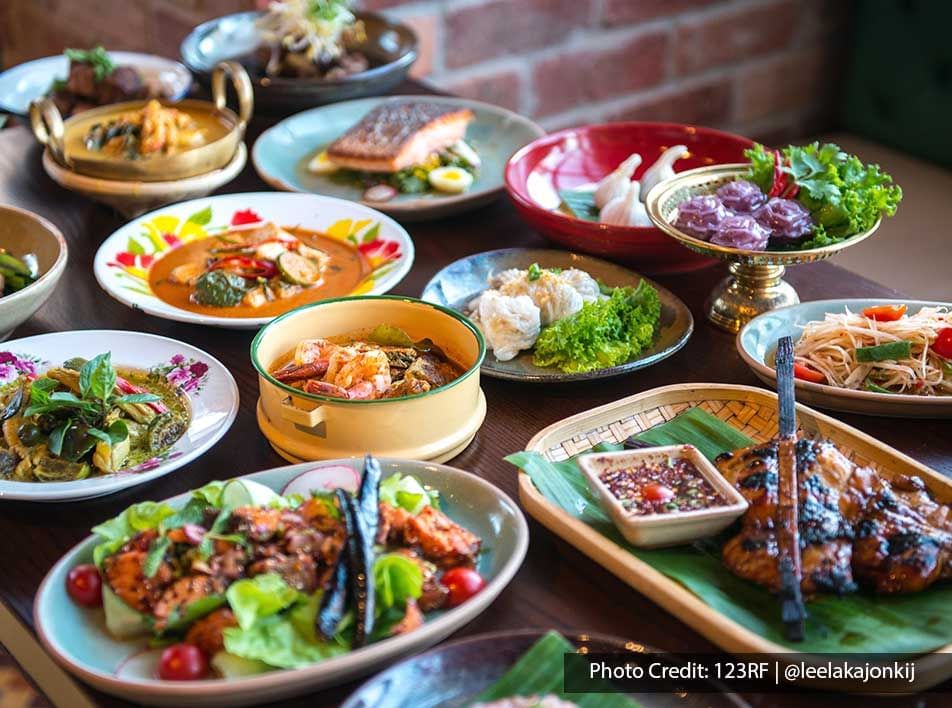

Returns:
48,421,70,457
80,352,116,405
107,419,129,444
143,536,171,578
117,392,161,404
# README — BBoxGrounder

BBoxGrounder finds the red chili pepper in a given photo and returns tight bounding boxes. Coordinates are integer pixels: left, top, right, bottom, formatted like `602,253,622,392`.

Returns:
793,363,827,384
862,304,907,322
210,256,278,280
767,149,785,197
933,327,952,360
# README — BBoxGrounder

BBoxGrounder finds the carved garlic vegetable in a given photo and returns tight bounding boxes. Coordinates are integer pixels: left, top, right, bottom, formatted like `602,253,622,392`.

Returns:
640,144,688,201
594,153,642,209
600,182,652,227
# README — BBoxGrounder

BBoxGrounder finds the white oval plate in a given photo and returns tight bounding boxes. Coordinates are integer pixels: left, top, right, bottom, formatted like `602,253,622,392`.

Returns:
34,458,528,706
0,51,192,116
93,192,415,329
737,298,952,418
0,330,238,501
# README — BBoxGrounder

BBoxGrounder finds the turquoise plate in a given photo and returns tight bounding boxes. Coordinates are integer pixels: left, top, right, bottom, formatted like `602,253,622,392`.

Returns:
737,298,952,418
35,459,528,707
252,96,545,222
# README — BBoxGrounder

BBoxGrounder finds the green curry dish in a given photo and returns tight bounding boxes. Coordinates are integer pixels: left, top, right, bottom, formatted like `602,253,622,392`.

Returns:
532,280,662,373
0,353,189,483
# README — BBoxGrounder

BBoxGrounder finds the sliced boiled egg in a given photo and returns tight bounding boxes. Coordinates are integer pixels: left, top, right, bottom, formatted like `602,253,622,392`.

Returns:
307,150,338,175
428,166,474,194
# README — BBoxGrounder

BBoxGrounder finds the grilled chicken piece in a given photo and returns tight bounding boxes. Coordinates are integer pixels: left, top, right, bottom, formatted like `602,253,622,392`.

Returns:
152,575,228,631
248,552,319,593
184,608,238,656
381,503,481,569
718,437,952,596
391,598,424,635
102,531,174,613
327,101,473,173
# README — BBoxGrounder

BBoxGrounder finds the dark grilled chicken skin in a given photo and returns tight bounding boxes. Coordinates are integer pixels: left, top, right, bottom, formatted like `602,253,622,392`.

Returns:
717,438,952,596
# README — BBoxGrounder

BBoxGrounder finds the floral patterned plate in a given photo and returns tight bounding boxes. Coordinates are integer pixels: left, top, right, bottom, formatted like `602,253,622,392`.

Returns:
93,192,415,328
0,330,238,502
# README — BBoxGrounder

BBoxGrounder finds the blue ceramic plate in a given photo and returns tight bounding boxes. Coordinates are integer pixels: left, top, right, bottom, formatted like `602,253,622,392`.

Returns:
737,298,952,418
0,52,192,116
422,248,693,382
35,459,528,706
252,96,545,221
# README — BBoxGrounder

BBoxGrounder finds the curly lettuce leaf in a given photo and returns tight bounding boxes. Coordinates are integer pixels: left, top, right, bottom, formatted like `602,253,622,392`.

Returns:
374,553,423,609
91,501,178,566
532,281,661,374
379,473,439,515
226,573,300,630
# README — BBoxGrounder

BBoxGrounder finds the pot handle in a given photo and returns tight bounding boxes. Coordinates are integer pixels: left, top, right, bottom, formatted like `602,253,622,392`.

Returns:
211,61,254,135
29,98,69,167
280,397,326,429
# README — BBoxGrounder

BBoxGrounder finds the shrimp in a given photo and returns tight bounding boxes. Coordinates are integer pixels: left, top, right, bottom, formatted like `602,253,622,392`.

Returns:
331,348,391,399
294,338,337,366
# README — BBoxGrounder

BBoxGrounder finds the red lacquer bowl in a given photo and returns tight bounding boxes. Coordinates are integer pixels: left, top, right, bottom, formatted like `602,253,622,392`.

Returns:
504,122,755,274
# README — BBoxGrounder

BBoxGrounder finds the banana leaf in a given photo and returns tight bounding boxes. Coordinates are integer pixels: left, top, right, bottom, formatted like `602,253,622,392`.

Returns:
506,408,952,654
473,631,638,707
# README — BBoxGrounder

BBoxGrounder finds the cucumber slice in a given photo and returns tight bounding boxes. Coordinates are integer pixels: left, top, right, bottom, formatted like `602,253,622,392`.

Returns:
221,479,281,509
277,252,322,286
211,652,272,678
102,584,150,639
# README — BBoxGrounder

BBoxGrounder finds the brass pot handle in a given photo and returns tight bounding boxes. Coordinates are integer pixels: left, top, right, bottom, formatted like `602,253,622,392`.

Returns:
211,60,254,135
29,98,69,167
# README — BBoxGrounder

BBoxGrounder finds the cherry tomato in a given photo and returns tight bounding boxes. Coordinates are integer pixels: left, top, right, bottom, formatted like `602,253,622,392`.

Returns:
642,483,674,503
862,304,907,322
793,363,827,384
934,327,952,360
441,567,486,608
157,643,209,681
66,564,102,607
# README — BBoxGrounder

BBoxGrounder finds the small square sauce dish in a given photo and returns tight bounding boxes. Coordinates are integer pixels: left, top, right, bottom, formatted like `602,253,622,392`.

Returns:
578,444,748,548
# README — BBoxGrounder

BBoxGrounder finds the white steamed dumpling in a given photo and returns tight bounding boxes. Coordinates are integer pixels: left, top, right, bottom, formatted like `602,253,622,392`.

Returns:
471,290,541,361
639,144,688,201
594,153,642,209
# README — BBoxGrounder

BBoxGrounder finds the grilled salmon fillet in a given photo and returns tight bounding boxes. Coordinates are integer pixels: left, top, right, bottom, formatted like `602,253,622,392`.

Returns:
327,101,474,173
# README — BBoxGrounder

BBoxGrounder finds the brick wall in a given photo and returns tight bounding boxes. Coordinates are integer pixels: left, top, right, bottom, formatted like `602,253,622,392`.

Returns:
0,0,849,141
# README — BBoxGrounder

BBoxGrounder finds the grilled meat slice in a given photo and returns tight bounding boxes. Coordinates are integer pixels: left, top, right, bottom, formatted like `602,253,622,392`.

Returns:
230,506,308,542
102,531,173,613
382,503,480,569
248,550,319,593
326,101,473,173
184,607,238,656
152,575,228,632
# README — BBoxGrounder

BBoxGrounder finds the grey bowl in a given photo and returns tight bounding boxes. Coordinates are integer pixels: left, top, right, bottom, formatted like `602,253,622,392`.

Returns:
422,248,694,382
0,205,68,340
181,11,418,114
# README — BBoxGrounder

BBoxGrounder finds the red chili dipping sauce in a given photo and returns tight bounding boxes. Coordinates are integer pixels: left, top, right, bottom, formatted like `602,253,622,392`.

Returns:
599,457,726,515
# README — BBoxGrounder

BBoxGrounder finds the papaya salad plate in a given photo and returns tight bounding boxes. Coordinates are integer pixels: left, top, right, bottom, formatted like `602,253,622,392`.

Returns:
34,457,528,706
93,192,414,328
0,330,238,502
737,298,952,418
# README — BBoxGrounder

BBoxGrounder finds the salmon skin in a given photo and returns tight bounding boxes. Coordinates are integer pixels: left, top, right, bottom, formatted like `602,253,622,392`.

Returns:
327,101,474,173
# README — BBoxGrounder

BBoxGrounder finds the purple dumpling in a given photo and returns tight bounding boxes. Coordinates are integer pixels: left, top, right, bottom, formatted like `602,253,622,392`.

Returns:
674,195,729,240
716,179,767,213
753,197,814,244
710,214,770,250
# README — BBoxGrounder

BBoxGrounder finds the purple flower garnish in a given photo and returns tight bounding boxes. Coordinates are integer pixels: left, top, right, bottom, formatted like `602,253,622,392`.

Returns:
674,195,729,240
754,197,814,244
716,180,767,213
710,214,770,250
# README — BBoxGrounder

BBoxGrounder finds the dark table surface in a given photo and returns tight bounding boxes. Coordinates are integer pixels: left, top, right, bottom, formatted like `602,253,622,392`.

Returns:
0,82,950,707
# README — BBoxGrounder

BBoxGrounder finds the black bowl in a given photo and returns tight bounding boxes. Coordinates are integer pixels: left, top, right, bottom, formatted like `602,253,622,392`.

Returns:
180,11,418,115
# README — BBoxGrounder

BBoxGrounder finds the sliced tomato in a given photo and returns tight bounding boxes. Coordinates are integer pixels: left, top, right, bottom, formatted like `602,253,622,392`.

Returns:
862,304,907,322
933,327,952,360
793,363,827,384
643,483,674,503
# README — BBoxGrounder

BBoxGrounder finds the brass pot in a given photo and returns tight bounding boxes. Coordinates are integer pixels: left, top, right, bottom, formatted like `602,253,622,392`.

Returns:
29,61,253,182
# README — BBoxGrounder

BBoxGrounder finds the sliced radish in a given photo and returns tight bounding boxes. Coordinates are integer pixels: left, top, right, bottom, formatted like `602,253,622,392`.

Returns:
182,524,206,545
282,465,360,497
363,184,397,202
115,647,164,680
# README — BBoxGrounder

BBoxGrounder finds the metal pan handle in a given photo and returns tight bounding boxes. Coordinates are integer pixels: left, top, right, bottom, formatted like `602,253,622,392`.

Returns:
211,60,254,136
29,98,69,168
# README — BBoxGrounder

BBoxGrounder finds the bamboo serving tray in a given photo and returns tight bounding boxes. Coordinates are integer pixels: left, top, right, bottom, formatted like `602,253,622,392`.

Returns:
518,383,952,692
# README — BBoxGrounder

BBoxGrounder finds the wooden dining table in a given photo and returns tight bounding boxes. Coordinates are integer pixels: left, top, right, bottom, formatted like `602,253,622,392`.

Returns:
0,80,949,708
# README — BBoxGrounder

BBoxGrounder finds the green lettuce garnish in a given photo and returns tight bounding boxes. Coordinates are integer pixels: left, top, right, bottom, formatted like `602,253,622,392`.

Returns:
91,500,177,566
379,473,439,515
374,553,424,608
532,281,661,374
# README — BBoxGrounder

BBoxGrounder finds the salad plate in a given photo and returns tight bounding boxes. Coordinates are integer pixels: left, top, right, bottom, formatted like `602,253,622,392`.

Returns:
93,192,414,329
0,330,238,502
421,248,692,382
252,96,544,221
34,457,529,706
738,298,952,418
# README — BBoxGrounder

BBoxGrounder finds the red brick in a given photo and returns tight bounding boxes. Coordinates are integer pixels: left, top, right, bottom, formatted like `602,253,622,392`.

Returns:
441,68,523,112
733,45,842,123
603,0,719,26
400,12,438,78
603,78,732,127
531,30,669,117
676,0,798,75
444,0,594,69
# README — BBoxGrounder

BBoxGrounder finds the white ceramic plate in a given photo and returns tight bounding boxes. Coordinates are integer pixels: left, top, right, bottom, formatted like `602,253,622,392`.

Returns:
34,458,529,706
0,51,192,116
93,192,415,329
737,298,952,418
0,330,238,501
